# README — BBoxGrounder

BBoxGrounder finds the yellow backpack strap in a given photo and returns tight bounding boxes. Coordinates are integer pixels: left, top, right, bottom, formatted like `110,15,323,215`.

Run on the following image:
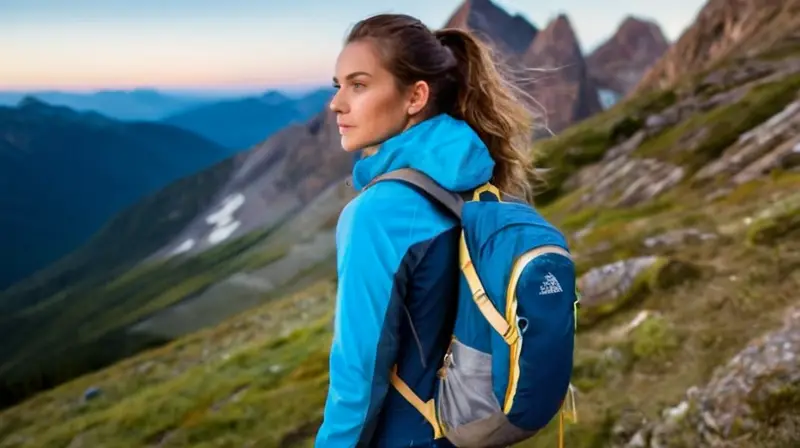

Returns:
389,365,445,439
459,232,518,344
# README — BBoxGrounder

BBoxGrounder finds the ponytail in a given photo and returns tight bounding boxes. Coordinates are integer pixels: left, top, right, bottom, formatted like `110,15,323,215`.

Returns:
434,28,541,203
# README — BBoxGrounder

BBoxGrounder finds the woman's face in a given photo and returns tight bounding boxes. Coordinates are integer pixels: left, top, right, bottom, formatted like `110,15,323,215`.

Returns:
330,40,428,153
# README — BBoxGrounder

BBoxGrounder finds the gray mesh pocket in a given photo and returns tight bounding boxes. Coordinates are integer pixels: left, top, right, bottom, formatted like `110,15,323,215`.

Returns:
437,339,536,447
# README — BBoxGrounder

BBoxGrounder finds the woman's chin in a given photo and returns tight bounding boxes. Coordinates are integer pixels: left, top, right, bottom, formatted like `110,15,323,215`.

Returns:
340,136,360,152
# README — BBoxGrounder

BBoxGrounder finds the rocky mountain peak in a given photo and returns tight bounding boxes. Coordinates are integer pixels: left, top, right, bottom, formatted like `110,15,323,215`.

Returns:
522,14,602,135
444,0,538,56
586,16,669,96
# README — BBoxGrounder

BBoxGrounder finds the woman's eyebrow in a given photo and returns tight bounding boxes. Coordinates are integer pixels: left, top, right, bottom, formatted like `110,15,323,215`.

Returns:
333,71,373,83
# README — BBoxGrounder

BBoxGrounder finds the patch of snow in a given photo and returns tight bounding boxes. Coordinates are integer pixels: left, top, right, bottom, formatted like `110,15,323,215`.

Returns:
208,221,241,244
170,239,195,256
205,193,245,245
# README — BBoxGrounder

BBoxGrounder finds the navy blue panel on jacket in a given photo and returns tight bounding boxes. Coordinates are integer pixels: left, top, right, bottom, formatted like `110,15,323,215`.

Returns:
315,114,496,448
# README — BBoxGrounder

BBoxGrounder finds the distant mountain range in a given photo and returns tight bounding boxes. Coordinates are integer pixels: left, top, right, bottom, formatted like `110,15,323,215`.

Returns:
0,87,335,151
0,89,210,121
161,88,335,150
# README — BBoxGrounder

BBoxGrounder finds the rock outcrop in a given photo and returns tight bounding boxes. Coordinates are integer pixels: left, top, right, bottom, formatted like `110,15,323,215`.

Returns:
694,91,800,186
587,17,669,96
557,55,800,213
521,14,603,136
621,306,800,447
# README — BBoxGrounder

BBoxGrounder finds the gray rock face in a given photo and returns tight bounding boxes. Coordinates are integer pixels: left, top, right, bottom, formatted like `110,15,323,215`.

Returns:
695,97,800,185
573,156,685,209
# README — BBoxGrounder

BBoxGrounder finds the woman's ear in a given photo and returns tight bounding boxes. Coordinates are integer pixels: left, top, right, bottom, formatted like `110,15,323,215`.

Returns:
406,80,430,116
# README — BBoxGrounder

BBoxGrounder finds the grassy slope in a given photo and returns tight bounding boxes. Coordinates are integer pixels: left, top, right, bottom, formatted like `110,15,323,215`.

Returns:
1,171,796,448
2,41,800,448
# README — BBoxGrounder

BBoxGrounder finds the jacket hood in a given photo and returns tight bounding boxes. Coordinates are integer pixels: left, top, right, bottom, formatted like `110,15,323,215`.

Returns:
351,113,495,192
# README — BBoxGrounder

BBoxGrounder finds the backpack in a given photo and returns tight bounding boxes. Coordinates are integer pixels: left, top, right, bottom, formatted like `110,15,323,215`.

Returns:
365,168,580,448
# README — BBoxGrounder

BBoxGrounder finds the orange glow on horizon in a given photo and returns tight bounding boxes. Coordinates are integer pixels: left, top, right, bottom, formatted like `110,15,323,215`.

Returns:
0,68,332,91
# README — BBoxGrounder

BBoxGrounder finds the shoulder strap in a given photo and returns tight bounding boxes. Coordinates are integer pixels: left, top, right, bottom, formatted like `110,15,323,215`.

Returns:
364,168,465,219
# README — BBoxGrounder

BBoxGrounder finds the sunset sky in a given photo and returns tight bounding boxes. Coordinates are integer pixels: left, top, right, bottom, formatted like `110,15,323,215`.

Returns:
1,0,706,94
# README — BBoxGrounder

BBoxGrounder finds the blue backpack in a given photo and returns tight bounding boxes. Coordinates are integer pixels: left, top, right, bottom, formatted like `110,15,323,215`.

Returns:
366,168,579,448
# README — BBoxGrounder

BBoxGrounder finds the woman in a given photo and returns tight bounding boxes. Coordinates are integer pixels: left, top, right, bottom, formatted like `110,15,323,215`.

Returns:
316,13,540,448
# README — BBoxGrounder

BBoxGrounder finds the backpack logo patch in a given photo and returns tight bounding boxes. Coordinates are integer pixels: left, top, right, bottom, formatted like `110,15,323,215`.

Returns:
539,272,563,295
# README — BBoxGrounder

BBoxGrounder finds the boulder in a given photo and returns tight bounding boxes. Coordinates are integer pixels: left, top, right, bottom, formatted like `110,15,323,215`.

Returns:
577,256,700,326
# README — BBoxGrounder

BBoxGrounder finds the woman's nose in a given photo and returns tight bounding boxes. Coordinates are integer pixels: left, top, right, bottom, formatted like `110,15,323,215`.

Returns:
329,91,346,113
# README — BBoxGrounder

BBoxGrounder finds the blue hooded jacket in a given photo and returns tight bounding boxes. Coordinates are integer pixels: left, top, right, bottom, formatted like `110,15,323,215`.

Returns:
315,113,495,447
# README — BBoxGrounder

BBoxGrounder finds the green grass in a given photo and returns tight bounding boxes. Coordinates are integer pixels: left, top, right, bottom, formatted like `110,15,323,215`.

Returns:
0,281,337,448
1,169,797,447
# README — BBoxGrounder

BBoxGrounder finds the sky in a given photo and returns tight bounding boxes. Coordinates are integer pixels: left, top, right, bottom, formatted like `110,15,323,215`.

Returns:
0,0,707,94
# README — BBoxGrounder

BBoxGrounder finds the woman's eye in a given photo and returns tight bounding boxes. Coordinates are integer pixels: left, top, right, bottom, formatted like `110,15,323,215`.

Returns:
353,83,365,90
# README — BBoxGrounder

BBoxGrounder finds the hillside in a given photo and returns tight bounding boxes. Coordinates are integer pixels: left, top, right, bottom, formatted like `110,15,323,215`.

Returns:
0,107,351,410
2,0,800,445
0,98,232,291
161,88,335,150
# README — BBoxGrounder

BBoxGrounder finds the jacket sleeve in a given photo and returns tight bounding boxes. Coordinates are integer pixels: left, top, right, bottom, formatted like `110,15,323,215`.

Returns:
315,183,425,447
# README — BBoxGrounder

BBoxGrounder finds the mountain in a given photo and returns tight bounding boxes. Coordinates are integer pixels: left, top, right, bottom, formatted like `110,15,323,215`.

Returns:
632,0,800,96
0,89,213,121
586,17,670,101
443,0,538,58
161,88,335,150
521,14,603,136
0,97,232,291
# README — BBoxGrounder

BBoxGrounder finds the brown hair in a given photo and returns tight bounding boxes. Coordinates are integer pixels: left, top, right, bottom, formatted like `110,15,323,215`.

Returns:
346,13,541,202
